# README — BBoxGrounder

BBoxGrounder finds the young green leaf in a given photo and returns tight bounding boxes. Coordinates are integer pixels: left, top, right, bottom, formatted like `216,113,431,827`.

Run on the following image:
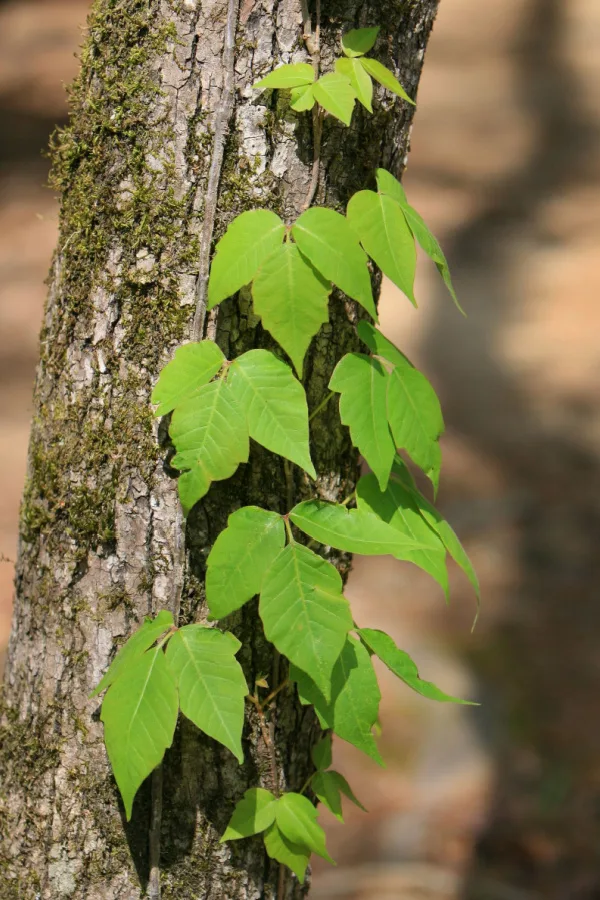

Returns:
151,342,225,417
263,822,310,883
375,167,408,205
253,63,315,90
356,473,449,597
386,363,444,491
341,26,380,57
259,543,352,701
358,628,476,704
207,210,285,309
90,610,174,699
347,190,417,305
292,208,376,318
206,506,285,619
359,57,414,105
312,770,366,821
312,72,357,126
221,788,277,841
293,636,383,765
329,353,395,490
165,625,247,762
335,58,373,112
252,243,331,377
311,733,333,771
290,500,433,561
275,792,334,863
290,83,316,111
101,647,178,820
170,380,249,514
357,320,408,368
227,349,316,478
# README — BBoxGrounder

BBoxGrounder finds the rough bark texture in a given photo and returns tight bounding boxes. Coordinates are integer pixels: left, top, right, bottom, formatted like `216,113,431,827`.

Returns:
0,1,439,897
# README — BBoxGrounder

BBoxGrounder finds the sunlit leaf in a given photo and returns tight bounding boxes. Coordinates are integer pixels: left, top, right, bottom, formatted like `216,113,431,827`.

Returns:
335,58,373,111
221,788,277,841
151,342,225,417
253,63,315,90
341,26,380,58
312,72,357,126
275,792,334,863
263,822,310,883
359,57,414,105
290,83,316,112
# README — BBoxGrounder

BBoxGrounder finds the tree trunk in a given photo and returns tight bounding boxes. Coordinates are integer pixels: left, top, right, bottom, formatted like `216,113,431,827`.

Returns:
0,1,439,897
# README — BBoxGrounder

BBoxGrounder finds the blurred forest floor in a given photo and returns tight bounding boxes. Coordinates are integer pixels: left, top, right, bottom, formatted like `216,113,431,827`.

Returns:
1,1,600,898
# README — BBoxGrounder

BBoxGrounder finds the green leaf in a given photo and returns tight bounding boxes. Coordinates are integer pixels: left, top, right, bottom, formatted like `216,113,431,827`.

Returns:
151,342,225,417
335,58,373,111
312,72,357,126
290,500,433,562
292,208,376,318
341,26,380,57
90,610,174,699
227,349,316,478
206,506,285,619
101,647,178,820
357,319,407,369
252,243,331,377
387,364,444,491
312,770,366,821
170,379,249,514
263,822,310,883
207,210,285,309
329,353,395,490
275,792,334,863
375,167,408,205
253,63,315,90
293,636,383,765
356,473,448,597
311,733,332,771
359,57,414,105
290,84,316,112
165,625,247,762
259,543,352,701
347,190,416,305
358,628,476,704
221,788,277,841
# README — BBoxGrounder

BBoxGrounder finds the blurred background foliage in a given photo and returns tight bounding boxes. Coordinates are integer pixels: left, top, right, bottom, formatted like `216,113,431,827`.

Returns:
1,1,600,897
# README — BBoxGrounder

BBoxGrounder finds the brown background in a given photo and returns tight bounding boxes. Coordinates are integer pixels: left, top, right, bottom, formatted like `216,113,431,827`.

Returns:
1,1,600,897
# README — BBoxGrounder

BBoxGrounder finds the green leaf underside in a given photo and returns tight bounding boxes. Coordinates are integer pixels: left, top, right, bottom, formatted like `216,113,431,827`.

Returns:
91,610,174,699
290,500,434,562
359,57,414,104
221,788,277,841
290,83,316,112
347,190,416,304
335,58,373,111
387,365,444,490
252,244,331,377
228,349,316,477
275,792,333,863
292,208,376,317
293,636,383,764
391,461,480,600
101,647,178,820
375,169,463,311
356,473,449,596
206,506,285,619
312,72,357,126
312,733,333,771
358,628,475,704
165,625,247,762
170,379,249,514
254,63,315,90
341,26,380,57
259,543,352,701
207,210,285,309
312,770,366,821
151,342,225,417
264,822,310,883
330,353,395,490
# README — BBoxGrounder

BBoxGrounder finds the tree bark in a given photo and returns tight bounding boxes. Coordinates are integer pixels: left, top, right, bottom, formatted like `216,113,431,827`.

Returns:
0,1,439,897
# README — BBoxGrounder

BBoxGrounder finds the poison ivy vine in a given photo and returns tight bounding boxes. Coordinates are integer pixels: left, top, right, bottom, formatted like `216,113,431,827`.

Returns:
91,23,479,885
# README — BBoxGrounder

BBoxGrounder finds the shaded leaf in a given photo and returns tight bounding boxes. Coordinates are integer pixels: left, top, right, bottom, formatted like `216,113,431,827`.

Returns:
335,57,373,111
359,57,414,104
227,349,316,478
312,72,357,126
165,625,247,762
221,788,277,841
101,647,178,820
206,506,285,619
275,792,334,863
312,770,366,821
259,543,352,701
341,26,380,57
252,243,330,377
151,342,225,417
254,63,315,90
263,822,310,883
311,733,332,771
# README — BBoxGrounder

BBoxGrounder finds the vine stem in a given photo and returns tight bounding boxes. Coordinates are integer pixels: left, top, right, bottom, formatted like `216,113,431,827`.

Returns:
309,390,334,422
